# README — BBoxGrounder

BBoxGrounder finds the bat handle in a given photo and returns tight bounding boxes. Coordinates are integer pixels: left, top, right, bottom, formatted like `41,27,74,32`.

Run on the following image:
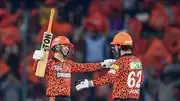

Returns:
47,8,55,33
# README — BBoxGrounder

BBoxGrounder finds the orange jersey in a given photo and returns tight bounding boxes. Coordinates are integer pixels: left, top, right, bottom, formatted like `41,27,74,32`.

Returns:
93,54,144,99
33,57,101,97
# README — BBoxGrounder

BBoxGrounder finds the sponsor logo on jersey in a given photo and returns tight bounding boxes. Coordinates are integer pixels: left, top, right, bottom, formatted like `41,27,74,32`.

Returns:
56,72,71,78
130,62,141,69
129,89,140,94
54,65,62,71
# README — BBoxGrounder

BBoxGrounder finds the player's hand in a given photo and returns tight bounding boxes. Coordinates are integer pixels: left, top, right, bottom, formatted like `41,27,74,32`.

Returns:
75,79,93,91
33,50,44,61
101,59,116,68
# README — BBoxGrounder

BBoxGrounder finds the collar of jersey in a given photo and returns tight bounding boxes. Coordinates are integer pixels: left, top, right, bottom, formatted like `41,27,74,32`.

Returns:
121,53,133,57
52,57,60,62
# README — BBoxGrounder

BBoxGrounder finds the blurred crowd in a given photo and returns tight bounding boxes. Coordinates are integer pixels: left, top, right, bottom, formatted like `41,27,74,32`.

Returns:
0,0,180,101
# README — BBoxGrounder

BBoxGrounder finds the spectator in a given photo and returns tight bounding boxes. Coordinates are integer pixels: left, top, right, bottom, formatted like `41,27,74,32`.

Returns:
163,27,180,54
0,73,22,101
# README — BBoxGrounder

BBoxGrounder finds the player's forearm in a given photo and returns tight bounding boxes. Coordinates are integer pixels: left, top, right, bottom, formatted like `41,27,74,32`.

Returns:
92,73,113,87
92,79,110,87
72,63,102,72
72,59,116,72
75,73,114,91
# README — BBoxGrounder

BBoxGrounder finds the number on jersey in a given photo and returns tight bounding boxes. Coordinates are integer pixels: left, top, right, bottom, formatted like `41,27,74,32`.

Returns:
127,71,142,88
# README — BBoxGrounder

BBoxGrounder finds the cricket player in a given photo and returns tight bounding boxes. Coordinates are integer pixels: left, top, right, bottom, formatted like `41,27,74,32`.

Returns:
32,36,115,101
75,32,144,101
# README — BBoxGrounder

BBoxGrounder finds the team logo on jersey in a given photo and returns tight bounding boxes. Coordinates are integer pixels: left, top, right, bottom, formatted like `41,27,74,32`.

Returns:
112,64,119,70
54,65,62,71
130,62,141,69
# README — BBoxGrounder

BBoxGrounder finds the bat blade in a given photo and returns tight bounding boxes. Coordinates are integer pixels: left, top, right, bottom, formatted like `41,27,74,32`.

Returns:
35,9,55,77
35,32,53,77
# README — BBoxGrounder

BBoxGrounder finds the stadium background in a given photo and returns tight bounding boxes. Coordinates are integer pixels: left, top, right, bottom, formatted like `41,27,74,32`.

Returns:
0,0,180,101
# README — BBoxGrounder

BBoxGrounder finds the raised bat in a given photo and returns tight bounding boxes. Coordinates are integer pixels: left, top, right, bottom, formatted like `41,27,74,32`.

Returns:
35,8,55,77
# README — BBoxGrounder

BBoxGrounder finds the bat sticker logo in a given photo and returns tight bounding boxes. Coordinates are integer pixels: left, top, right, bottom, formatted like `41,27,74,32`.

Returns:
42,33,53,51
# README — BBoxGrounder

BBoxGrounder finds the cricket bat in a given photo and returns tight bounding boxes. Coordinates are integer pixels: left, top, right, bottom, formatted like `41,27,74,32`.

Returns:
35,8,55,77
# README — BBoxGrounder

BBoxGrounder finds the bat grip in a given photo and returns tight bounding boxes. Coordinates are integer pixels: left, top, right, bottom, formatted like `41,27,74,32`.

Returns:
47,9,55,33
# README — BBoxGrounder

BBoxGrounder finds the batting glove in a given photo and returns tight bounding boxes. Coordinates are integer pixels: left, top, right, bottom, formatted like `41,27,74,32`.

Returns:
33,50,44,61
75,79,94,91
101,59,116,68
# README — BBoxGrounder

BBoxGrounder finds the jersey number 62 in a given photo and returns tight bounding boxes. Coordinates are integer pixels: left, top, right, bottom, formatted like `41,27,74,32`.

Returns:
127,71,142,88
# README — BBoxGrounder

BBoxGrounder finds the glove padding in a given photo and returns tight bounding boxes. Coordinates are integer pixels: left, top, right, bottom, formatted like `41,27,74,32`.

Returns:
33,50,44,61
101,59,116,68
75,79,93,91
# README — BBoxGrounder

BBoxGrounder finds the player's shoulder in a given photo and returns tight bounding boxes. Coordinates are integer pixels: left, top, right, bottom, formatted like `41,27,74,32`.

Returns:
47,57,59,63
116,54,135,62
129,56,143,70
64,59,73,63
114,54,142,68
131,55,141,62
48,58,72,63
112,58,124,70
120,54,141,62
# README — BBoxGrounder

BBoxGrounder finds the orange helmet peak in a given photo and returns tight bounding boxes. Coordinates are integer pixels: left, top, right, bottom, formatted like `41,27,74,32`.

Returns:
110,32,133,45
51,36,73,48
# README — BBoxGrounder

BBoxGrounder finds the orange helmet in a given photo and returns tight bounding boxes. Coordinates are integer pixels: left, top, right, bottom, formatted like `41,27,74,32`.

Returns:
110,32,133,45
51,36,74,49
